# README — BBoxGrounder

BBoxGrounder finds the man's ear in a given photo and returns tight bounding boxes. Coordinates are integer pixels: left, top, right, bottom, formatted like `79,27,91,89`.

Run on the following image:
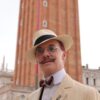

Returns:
62,51,66,61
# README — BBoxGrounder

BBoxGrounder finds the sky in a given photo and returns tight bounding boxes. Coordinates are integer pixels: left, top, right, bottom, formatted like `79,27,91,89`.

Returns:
0,0,100,70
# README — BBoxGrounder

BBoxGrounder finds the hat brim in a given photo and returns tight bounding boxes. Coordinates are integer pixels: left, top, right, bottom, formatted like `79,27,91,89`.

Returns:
27,34,73,63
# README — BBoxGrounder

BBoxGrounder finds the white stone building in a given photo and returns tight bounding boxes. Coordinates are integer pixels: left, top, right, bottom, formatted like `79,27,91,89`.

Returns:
0,57,32,100
0,69,33,100
82,64,100,93
0,70,13,100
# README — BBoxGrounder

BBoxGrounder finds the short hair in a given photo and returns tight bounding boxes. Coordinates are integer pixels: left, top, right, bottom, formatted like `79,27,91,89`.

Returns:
57,40,65,51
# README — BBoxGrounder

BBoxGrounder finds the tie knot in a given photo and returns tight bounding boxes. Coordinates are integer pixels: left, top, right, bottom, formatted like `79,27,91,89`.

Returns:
40,76,53,87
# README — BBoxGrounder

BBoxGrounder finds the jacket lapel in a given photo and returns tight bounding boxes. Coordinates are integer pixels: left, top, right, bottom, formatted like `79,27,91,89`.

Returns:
27,88,41,100
52,74,74,100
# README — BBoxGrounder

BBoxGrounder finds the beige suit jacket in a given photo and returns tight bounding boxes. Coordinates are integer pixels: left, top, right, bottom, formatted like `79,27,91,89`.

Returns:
26,74,100,100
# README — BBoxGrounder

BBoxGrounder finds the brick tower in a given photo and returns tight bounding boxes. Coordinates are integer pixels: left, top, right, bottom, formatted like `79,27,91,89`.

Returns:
13,0,82,87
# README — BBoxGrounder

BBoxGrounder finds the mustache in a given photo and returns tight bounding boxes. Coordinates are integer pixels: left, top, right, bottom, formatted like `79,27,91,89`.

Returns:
39,56,56,64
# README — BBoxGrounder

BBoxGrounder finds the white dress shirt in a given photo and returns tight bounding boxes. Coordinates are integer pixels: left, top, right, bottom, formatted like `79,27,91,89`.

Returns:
42,68,67,100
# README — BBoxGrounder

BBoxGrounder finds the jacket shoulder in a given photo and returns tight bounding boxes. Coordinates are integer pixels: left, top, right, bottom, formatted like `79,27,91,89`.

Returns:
27,88,41,100
73,80,100,100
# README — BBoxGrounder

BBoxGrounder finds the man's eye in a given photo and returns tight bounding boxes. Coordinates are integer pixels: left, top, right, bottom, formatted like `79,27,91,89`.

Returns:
49,46,55,52
37,48,44,53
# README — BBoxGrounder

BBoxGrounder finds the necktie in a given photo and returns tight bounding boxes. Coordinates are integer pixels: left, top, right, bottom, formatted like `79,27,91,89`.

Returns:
39,76,54,87
39,76,53,100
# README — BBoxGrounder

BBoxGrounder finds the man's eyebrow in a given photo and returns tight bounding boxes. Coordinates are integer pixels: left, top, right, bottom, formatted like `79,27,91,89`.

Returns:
48,44,55,46
36,46,42,49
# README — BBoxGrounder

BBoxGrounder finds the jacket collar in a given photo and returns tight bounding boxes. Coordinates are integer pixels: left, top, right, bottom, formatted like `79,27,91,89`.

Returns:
52,74,74,100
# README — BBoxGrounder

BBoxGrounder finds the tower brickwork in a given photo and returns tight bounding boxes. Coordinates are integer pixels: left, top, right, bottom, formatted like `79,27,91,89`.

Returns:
13,0,82,87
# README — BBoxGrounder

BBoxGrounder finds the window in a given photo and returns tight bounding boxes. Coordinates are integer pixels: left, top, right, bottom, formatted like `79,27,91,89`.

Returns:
43,0,48,7
42,20,48,28
20,95,25,100
86,77,89,85
93,78,96,86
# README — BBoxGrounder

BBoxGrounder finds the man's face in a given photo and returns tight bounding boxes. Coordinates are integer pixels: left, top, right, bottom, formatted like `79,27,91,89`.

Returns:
35,40,66,77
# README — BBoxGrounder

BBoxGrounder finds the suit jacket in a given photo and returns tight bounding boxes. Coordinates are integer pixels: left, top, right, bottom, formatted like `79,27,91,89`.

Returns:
26,74,100,100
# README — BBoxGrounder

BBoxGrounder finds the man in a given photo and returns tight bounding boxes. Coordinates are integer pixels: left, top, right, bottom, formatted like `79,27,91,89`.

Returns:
27,29,100,100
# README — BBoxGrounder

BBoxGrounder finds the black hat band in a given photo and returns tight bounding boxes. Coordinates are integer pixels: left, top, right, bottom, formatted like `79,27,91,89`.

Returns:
34,35,56,46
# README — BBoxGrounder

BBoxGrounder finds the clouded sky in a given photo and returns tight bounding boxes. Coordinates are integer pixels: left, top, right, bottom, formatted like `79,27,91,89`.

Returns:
0,0,100,70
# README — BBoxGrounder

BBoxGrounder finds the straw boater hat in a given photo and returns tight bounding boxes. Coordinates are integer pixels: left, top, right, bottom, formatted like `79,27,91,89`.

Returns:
27,29,73,63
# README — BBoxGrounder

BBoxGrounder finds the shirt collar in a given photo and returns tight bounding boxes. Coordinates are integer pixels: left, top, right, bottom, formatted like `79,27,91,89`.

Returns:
46,68,67,85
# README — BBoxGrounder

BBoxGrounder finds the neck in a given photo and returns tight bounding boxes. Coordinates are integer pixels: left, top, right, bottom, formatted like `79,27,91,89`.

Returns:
44,68,64,78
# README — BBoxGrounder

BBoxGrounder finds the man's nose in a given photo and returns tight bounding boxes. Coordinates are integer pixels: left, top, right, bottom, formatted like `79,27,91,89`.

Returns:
43,48,50,56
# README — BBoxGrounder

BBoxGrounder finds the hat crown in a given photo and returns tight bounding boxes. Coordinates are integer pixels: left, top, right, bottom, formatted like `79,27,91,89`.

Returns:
33,29,57,46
